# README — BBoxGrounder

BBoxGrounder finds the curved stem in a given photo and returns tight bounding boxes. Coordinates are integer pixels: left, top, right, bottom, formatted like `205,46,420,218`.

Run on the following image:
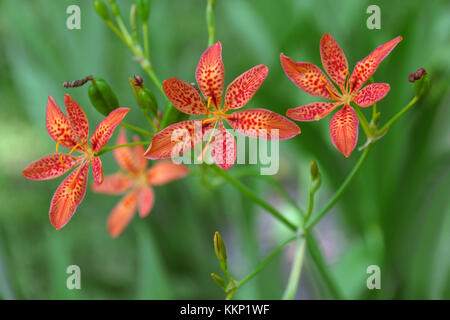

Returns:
212,165,297,231
206,0,215,46
120,122,154,137
282,238,306,300
96,140,151,156
378,96,419,134
305,145,372,230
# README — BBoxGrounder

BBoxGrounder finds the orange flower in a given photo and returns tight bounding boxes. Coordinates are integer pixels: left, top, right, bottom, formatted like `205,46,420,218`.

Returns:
144,41,300,169
92,129,189,237
22,95,129,229
281,34,402,157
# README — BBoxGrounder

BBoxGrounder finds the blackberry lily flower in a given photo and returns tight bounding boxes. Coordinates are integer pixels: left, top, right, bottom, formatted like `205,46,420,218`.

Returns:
92,129,188,237
281,34,402,157
22,95,129,229
144,41,300,169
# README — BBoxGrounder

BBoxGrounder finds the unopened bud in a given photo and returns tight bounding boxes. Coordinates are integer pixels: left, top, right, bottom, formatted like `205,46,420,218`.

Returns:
94,0,110,21
136,0,151,22
214,231,227,264
88,78,120,116
210,273,227,289
310,161,321,191
130,4,137,31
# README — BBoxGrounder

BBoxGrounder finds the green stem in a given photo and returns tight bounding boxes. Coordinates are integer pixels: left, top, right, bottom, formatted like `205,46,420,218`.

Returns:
206,0,215,46
305,189,315,223
306,232,344,299
353,104,371,137
212,166,297,231
120,122,154,137
305,145,372,230
282,238,306,300
232,235,297,293
142,21,150,61
377,95,419,134
96,140,151,156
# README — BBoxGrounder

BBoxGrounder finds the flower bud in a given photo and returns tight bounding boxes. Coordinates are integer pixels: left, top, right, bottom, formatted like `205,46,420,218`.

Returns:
136,0,151,22
310,161,321,191
214,231,227,264
130,4,137,31
138,87,159,117
94,0,110,21
88,78,120,116
413,68,429,98
210,273,227,289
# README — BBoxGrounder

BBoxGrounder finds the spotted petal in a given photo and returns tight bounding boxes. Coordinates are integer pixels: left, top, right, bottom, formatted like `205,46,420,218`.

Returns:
287,102,341,121
113,129,139,173
144,120,216,160
195,41,225,108
91,156,104,185
46,95,79,150
280,54,339,100
49,161,90,229
163,78,209,115
320,33,349,90
22,153,83,181
353,83,390,108
91,173,133,194
147,161,189,186
349,36,402,93
223,64,268,111
64,94,89,141
133,135,148,171
138,186,154,218
210,123,236,170
226,108,300,140
107,191,138,237
329,105,359,157
90,107,130,153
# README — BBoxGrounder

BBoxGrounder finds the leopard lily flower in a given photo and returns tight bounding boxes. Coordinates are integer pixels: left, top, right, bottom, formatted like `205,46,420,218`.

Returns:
92,129,188,237
144,41,300,169
281,34,402,157
22,95,129,229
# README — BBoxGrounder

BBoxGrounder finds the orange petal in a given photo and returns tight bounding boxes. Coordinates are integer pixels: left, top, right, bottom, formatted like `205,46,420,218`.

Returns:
138,186,154,218
329,105,359,157
195,41,225,108
223,64,268,111
210,123,236,170
144,120,216,160
133,135,148,171
91,156,104,185
353,83,390,108
46,95,78,149
226,108,301,140
113,128,139,173
64,94,89,141
107,191,138,237
147,161,189,186
163,78,209,115
49,161,90,229
22,153,83,181
349,36,402,93
320,33,349,90
90,107,130,153
91,173,133,194
280,54,339,100
286,102,341,121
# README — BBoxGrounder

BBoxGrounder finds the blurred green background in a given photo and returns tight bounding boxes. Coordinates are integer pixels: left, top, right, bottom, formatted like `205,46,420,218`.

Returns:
0,0,449,300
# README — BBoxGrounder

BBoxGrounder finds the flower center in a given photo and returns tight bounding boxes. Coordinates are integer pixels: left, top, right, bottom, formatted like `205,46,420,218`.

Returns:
56,140,91,169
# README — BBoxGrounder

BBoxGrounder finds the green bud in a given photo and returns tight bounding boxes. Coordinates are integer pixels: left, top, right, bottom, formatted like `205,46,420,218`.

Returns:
138,87,158,117
88,78,119,116
130,4,137,31
214,231,227,264
94,0,110,21
414,73,430,98
210,273,227,290
136,0,151,22
310,161,321,191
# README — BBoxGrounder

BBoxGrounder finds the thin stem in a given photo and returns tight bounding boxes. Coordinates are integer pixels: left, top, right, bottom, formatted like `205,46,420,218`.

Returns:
234,235,297,291
212,165,297,231
282,238,306,300
305,189,315,223
120,122,154,137
353,104,371,137
96,140,151,156
378,95,419,134
305,145,372,230
306,233,344,299
206,0,215,46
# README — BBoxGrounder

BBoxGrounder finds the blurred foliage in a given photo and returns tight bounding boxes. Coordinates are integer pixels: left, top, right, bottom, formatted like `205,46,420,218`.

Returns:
0,0,449,299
